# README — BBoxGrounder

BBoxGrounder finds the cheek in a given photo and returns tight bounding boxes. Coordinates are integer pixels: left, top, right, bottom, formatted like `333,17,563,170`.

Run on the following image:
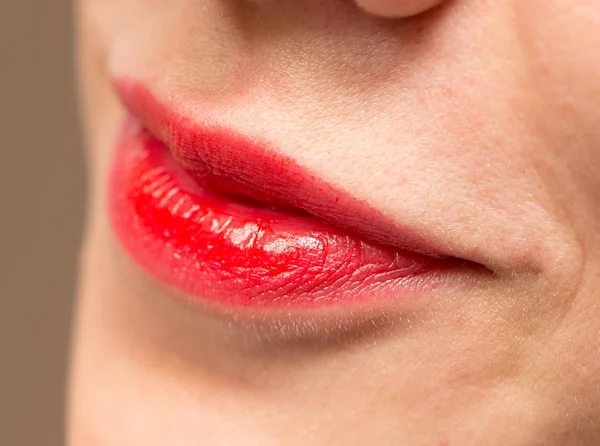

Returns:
517,0,600,114
514,0,600,218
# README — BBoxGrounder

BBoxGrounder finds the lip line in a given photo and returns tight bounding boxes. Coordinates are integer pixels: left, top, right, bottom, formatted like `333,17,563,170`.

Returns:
114,78,465,262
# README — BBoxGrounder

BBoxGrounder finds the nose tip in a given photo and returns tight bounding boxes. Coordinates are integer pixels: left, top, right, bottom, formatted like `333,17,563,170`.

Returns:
354,0,446,18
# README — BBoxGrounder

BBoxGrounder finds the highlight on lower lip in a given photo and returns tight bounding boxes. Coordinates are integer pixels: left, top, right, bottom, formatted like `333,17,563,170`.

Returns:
108,119,457,308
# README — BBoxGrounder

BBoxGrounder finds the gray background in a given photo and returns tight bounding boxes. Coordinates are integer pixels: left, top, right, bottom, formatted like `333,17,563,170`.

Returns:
0,0,83,444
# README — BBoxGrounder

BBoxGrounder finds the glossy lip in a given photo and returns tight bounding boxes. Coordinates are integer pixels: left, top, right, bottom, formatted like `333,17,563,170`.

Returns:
108,79,474,308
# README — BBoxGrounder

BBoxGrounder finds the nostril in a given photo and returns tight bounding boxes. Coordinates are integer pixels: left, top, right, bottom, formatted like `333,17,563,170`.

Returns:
354,0,446,18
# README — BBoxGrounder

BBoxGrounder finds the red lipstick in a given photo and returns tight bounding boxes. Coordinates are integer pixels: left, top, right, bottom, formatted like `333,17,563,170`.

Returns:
108,81,463,308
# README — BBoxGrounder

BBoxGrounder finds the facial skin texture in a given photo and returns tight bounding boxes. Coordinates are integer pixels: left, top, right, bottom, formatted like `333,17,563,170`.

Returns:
70,1,600,445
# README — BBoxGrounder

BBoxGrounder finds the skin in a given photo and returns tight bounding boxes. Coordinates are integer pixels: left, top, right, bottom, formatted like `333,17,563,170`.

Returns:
70,0,600,444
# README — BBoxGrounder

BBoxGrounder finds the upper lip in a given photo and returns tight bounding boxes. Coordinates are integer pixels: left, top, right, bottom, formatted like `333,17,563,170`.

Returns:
115,78,464,261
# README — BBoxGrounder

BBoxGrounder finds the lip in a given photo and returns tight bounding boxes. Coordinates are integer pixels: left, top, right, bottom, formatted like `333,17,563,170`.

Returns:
108,79,472,308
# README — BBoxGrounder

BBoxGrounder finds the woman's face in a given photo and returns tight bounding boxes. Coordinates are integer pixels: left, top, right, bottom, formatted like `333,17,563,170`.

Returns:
71,1,600,444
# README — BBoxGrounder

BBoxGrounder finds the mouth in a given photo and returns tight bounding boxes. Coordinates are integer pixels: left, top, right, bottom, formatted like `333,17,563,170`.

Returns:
108,79,482,309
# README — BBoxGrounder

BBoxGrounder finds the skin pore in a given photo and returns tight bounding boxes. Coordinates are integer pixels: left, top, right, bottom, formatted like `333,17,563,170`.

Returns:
71,0,600,444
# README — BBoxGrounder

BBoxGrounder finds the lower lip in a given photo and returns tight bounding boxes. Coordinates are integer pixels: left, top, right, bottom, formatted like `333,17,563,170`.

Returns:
108,118,456,309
